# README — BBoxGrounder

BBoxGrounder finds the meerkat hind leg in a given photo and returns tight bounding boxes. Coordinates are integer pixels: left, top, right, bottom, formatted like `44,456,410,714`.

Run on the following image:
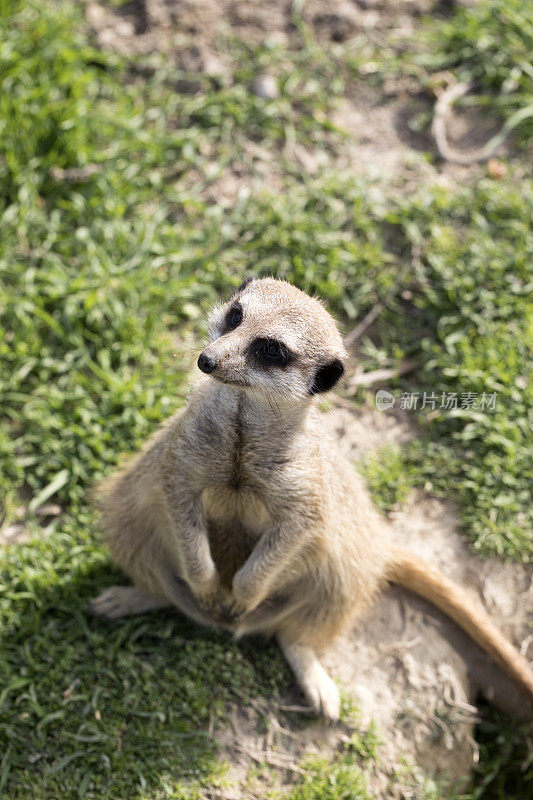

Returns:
278,635,341,721
88,585,171,619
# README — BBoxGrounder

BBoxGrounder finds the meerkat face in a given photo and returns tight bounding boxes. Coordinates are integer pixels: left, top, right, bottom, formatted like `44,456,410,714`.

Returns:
197,277,347,402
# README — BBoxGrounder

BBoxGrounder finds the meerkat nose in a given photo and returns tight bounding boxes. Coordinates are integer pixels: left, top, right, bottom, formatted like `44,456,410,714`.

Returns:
197,352,217,374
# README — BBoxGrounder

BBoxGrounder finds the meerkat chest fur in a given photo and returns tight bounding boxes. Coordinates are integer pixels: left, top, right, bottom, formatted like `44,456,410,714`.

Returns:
175,381,310,587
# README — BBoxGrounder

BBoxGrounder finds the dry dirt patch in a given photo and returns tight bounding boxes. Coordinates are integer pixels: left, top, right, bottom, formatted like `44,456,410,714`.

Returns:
86,0,434,59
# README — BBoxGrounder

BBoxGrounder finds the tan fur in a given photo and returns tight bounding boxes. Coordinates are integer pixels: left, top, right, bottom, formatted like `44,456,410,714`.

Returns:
89,278,533,719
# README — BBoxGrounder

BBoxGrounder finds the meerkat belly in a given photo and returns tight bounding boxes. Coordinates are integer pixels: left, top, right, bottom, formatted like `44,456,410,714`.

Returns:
202,486,271,589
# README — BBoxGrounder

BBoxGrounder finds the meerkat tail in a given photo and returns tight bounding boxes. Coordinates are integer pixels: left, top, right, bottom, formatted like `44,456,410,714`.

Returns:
387,549,533,700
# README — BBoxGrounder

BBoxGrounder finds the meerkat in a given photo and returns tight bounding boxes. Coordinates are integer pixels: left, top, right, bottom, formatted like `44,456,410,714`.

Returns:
89,277,533,720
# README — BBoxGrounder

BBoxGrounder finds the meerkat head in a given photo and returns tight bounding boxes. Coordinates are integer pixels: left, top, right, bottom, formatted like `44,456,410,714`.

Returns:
197,277,347,402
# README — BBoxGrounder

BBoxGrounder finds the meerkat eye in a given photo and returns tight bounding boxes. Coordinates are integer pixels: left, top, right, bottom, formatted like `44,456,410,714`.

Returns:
251,338,291,367
263,341,281,359
225,304,243,331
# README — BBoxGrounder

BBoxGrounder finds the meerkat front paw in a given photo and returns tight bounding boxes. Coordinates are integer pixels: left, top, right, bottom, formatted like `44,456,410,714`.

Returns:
189,573,222,606
190,575,236,622
226,594,249,618
231,571,265,616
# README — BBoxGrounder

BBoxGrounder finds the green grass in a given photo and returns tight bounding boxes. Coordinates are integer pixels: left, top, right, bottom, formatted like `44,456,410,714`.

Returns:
0,0,532,798
361,445,416,514
386,179,533,560
283,755,372,800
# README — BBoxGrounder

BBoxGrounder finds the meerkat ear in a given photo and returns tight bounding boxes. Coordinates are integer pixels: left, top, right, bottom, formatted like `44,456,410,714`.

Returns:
310,359,345,394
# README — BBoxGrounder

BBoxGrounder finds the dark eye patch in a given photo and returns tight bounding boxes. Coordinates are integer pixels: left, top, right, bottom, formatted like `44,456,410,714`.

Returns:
250,338,293,368
223,302,243,332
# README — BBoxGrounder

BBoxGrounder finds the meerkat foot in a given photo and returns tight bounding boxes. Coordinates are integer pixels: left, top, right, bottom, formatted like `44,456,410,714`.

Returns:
278,636,341,721
88,585,170,619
